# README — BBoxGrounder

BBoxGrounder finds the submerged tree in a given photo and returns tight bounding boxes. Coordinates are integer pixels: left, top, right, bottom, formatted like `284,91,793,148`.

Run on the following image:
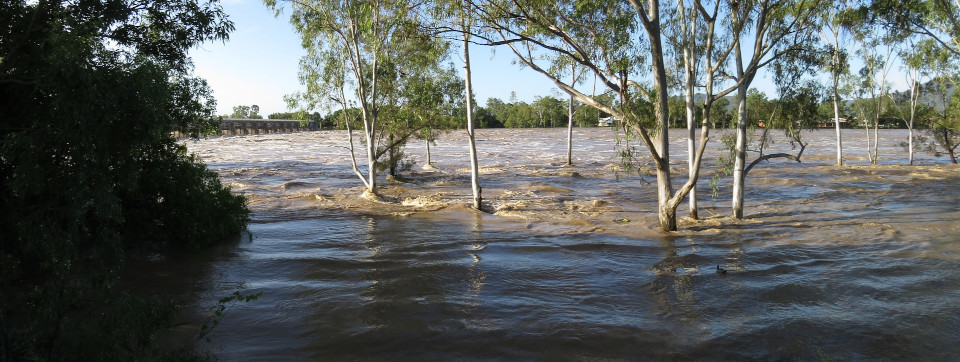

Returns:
726,0,823,220
931,90,960,163
819,0,855,166
269,0,448,195
848,18,898,165
424,0,487,209
404,64,463,169
458,0,822,229
914,44,960,163
467,0,713,230
900,39,933,165
665,0,705,218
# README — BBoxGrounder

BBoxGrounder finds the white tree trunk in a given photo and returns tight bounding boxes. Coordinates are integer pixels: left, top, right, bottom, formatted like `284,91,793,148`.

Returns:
832,75,844,166
683,46,698,220
732,85,748,219
363,114,378,193
463,28,482,210
864,118,874,163
909,71,918,165
649,7,675,231
567,64,575,166
872,115,880,165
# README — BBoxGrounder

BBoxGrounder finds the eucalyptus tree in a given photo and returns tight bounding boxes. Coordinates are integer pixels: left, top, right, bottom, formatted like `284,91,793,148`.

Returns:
467,0,715,231
423,0,485,209
900,39,931,165
747,80,823,175
565,63,588,165
911,40,960,163
849,29,896,165
664,0,705,219
377,30,457,177
532,95,567,127
267,0,445,195
726,0,823,219
664,0,741,219
861,0,960,164
865,0,960,57
934,92,960,163
819,0,855,166
403,64,464,168
231,104,263,119
458,3,484,210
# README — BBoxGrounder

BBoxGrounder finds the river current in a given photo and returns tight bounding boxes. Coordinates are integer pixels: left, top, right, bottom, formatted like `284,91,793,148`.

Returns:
143,128,958,360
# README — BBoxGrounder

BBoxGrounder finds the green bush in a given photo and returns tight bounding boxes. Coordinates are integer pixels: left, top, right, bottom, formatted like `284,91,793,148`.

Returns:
0,0,247,359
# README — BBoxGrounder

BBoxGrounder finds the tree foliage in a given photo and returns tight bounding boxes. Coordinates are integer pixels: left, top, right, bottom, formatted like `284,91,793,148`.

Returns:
479,96,596,128
231,104,263,119
269,0,454,190
0,0,248,359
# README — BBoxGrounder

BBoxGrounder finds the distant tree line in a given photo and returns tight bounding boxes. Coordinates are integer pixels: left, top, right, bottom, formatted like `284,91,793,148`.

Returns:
307,95,605,130
253,89,937,131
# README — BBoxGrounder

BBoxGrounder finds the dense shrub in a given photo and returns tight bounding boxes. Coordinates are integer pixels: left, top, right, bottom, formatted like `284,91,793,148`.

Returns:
0,1,246,359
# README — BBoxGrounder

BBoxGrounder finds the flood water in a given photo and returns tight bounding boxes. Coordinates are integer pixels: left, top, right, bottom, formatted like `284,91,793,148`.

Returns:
148,128,959,360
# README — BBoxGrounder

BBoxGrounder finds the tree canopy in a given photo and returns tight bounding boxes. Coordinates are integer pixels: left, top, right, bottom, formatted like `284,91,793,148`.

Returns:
0,0,248,359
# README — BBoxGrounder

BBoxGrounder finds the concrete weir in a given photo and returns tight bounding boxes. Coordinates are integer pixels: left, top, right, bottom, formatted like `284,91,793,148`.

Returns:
172,118,307,138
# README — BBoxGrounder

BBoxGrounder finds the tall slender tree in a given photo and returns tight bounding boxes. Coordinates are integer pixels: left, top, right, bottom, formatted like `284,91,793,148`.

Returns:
463,14,483,210
848,29,896,165
727,0,822,219
820,1,854,166
900,39,930,165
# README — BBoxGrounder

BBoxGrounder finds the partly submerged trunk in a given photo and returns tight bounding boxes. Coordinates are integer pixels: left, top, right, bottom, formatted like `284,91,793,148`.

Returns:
945,128,958,164
732,84,748,220
363,113,378,193
348,17,378,195
425,138,432,166
649,7,674,232
832,76,844,166
388,133,396,177
683,48,698,220
678,0,699,219
909,75,917,165
463,28,482,210
339,88,373,191
872,115,880,165
567,75,576,166
863,118,874,164
908,123,914,165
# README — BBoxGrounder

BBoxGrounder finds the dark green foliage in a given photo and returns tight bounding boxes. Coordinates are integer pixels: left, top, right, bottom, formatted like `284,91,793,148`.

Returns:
123,142,249,250
0,0,247,359
481,96,597,128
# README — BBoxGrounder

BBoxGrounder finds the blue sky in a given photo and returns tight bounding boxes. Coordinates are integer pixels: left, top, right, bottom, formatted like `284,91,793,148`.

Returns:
190,0,561,116
191,0,901,118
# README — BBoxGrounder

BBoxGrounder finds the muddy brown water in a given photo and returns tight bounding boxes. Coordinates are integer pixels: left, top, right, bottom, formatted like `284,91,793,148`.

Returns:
138,128,958,360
